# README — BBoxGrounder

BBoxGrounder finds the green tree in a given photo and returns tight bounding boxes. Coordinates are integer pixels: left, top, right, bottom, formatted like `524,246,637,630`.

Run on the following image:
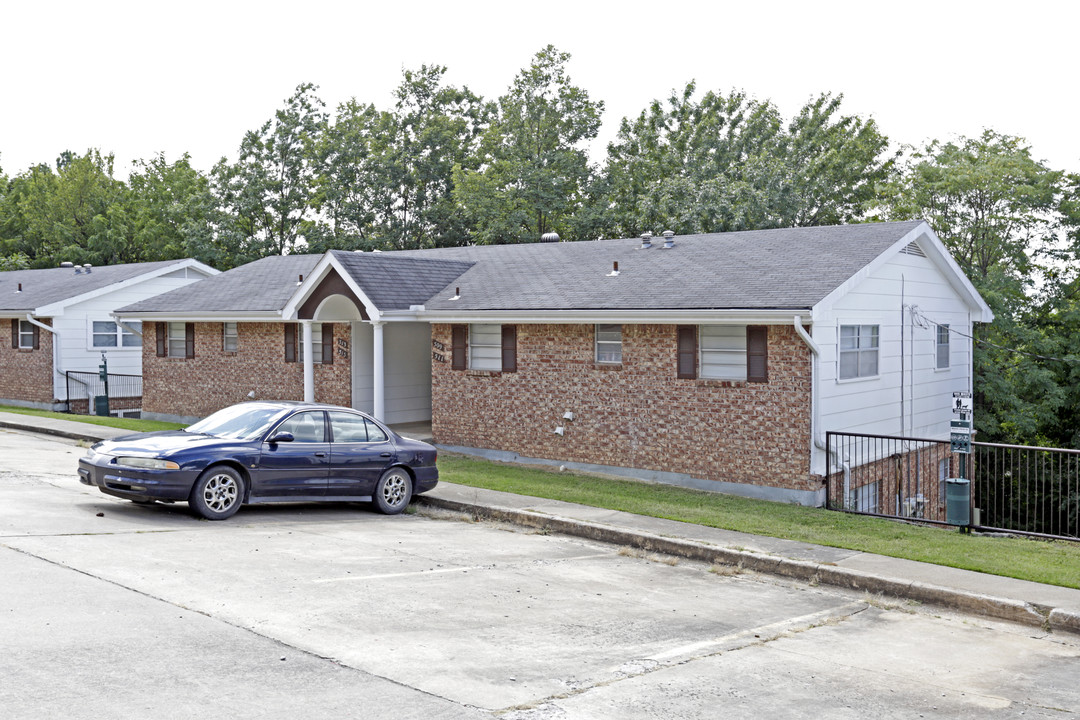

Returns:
600,84,891,238
213,83,327,261
453,45,603,243
127,153,218,265
886,131,1067,444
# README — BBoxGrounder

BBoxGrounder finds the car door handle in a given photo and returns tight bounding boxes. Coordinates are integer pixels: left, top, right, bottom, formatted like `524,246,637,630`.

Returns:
315,452,327,458
380,452,392,457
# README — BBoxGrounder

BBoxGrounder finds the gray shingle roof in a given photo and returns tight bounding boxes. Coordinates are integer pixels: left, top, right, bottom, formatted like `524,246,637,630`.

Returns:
387,221,927,311
113,221,929,316
328,251,474,311
119,255,321,313
0,260,191,313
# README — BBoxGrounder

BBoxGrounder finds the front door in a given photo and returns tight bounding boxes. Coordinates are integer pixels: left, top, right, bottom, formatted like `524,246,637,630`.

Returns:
253,410,330,498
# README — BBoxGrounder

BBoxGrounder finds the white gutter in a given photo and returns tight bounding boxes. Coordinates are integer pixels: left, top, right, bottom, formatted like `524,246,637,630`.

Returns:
25,314,63,402
792,317,828,472
388,309,814,325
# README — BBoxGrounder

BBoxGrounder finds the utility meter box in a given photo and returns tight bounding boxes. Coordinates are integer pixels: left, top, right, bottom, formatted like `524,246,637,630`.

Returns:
94,395,110,417
945,478,970,526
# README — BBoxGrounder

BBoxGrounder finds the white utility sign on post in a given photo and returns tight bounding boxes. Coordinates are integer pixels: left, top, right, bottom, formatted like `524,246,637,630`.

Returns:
950,391,973,454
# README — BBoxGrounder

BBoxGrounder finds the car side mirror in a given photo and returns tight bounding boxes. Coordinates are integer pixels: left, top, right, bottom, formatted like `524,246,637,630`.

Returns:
267,431,294,444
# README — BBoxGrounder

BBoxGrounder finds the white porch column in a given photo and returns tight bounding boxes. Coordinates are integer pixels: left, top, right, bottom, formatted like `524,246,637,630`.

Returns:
372,321,385,421
301,320,314,402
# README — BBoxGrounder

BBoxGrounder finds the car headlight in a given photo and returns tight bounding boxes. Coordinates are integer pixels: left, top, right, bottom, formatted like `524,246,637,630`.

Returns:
115,457,180,470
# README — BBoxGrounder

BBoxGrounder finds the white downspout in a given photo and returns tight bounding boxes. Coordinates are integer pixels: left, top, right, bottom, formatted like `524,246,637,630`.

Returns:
25,314,61,403
794,317,838,506
302,320,314,402
372,320,385,421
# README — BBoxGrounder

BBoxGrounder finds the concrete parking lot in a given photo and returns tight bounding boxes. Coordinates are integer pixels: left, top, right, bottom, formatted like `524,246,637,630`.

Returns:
2,427,1079,719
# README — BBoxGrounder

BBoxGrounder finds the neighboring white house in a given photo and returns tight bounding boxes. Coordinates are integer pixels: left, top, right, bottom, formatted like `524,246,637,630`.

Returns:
0,259,218,410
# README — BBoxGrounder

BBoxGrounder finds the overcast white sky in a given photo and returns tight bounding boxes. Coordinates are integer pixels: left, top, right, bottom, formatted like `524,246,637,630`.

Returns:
3,0,1076,178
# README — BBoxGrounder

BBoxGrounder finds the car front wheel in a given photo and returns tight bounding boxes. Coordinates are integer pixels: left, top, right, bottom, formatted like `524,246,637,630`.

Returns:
189,466,244,520
373,468,412,515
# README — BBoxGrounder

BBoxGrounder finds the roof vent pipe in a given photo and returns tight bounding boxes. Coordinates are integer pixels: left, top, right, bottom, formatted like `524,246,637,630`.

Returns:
640,232,653,250
662,230,675,248
83,263,92,273
607,262,620,277
297,274,304,286
450,287,461,300
16,283,22,293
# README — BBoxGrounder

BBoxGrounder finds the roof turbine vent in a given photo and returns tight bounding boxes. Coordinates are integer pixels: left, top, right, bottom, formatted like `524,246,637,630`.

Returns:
59,261,74,268
662,230,675,248
541,232,561,243
640,232,653,250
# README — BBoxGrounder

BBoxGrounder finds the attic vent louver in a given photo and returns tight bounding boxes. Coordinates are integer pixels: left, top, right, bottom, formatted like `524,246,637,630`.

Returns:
900,241,926,258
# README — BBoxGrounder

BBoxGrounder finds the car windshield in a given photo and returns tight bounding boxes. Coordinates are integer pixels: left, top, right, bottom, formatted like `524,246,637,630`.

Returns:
185,405,291,440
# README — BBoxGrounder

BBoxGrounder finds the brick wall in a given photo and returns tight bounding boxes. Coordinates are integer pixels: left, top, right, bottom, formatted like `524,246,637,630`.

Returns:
432,323,815,492
0,319,55,404
143,322,351,419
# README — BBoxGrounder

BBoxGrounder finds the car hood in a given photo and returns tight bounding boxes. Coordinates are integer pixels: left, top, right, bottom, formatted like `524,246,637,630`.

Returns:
93,430,245,456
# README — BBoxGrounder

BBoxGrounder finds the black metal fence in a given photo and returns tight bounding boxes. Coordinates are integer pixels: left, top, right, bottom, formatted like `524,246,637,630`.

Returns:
65,371,143,417
826,431,1080,542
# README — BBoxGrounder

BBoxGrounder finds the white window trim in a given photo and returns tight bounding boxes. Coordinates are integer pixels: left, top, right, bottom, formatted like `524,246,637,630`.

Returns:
469,324,502,371
297,323,324,364
699,325,747,381
167,322,187,358
88,319,141,351
17,320,35,349
595,324,622,364
838,324,880,381
223,322,239,353
935,324,950,370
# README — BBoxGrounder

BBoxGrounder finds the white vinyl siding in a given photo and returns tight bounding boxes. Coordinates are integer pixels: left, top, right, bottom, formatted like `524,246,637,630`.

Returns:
700,326,746,381
595,324,622,364
936,324,950,369
469,324,502,371
839,325,879,379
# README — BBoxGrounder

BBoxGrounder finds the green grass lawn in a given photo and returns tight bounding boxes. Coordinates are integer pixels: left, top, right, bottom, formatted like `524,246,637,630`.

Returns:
6,406,1077,588
0,405,185,432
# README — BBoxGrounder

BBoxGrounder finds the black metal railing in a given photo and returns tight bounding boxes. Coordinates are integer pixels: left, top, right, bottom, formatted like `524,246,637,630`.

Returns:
65,371,143,417
826,431,1080,542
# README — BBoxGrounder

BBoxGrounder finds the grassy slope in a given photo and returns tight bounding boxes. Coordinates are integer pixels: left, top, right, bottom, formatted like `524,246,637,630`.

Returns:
6,406,1076,588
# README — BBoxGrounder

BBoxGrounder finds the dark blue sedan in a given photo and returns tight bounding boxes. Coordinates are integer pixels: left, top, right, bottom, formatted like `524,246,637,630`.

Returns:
78,401,438,520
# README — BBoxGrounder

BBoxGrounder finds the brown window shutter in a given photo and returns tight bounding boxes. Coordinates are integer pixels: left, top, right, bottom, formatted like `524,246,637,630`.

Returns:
185,323,195,359
451,325,466,371
747,326,768,383
677,325,697,379
10,319,17,349
155,322,166,357
322,324,334,365
284,324,296,362
32,324,40,350
501,325,517,373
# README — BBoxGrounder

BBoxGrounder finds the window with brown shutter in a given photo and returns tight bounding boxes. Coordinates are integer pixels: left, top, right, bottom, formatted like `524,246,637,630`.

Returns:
156,322,167,357
501,325,517,373
10,319,17,349
747,326,768,383
451,325,466,371
322,324,334,365
677,326,697,379
284,324,296,362
185,323,195,359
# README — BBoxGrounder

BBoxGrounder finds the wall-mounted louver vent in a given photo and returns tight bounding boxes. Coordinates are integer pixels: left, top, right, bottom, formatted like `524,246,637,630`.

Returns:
900,241,926,257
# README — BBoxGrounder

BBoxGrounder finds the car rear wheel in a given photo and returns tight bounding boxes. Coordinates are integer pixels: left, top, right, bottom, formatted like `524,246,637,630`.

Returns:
189,466,244,520
373,468,412,515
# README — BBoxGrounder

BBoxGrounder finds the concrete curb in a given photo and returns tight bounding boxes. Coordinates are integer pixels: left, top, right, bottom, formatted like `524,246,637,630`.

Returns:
418,494,1080,636
0,420,105,444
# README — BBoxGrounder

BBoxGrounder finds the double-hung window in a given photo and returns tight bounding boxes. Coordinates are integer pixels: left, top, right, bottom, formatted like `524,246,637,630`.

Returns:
700,326,747,381
92,321,141,349
839,325,879,379
168,322,188,358
17,320,36,349
469,324,502,371
936,324,950,369
595,324,622,364
677,325,768,382
223,322,239,353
